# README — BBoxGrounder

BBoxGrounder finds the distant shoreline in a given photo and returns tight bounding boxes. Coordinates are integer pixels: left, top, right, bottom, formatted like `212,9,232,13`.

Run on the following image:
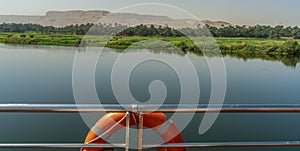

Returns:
0,32,299,56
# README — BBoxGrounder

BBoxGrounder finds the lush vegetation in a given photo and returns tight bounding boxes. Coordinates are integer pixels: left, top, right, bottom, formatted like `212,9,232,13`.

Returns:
1,23,300,56
0,23,183,36
207,25,300,38
0,32,84,46
217,38,300,55
1,32,299,55
2,23,300,38
1,32,300,67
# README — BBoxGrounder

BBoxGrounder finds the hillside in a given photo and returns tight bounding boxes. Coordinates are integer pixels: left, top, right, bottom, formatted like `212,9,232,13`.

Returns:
0,10,232,28
0,15,39,24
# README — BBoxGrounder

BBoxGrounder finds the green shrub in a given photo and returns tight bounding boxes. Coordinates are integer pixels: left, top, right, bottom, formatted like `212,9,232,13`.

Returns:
278,41,300,54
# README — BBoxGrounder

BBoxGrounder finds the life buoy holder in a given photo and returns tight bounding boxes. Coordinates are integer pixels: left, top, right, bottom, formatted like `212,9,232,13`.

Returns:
83,112,185,151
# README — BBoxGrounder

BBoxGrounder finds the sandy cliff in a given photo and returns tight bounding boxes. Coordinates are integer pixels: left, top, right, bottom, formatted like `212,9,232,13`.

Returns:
0,10,232,28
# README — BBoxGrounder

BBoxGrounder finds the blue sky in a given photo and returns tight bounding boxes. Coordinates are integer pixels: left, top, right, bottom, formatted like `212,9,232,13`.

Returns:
1,0,300,26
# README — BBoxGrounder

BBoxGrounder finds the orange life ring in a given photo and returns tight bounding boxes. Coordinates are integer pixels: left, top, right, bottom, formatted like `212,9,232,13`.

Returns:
83,112,185,151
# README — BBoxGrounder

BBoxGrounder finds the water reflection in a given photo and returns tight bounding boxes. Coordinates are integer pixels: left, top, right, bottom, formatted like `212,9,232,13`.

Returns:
223,52,300,68
0,44,300,151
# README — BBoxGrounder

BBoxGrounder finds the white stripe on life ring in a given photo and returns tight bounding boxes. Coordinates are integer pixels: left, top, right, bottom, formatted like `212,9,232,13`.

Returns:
92,125,110,141
156,120,171,135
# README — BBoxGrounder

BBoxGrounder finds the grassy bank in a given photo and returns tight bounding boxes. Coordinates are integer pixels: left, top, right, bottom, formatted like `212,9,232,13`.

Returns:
1,32,300,55
217,38,300,55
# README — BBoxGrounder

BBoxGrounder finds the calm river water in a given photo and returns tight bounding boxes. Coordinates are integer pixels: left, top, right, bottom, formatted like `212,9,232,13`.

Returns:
0,44,300,151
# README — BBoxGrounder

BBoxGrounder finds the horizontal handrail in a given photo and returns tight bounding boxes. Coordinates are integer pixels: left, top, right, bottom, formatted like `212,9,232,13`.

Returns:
1,141,300,148
1,104,300,150
1,104,300,113
144,141,300,148
0,143,125,148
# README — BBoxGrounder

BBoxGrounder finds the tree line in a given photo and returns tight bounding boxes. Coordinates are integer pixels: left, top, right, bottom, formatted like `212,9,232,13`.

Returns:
207,25,300,38
0,23,93,34
0,23,184,36
1,23,300,38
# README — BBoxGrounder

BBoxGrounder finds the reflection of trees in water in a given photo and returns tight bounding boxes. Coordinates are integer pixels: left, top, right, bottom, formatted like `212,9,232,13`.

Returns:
137,48,300,68
122,39,186,56
77,42,300,68
280,56,300,67
222,52,300,67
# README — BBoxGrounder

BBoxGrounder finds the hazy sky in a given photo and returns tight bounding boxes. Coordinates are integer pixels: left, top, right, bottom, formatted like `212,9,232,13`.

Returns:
1,0,300,26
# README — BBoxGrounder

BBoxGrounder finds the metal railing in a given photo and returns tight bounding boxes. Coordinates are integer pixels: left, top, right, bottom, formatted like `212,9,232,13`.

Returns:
3,104,300,113
1,104,300,151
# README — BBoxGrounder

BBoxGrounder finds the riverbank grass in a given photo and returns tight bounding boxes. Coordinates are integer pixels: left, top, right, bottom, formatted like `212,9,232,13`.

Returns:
1,32,300,55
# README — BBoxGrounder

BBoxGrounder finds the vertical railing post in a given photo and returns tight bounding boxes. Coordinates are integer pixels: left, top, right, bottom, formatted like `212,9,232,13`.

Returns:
125,112,130,151
138,112,143,151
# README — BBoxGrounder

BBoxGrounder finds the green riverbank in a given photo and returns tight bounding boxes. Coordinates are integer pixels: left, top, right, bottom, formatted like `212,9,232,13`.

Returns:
1,32,300,55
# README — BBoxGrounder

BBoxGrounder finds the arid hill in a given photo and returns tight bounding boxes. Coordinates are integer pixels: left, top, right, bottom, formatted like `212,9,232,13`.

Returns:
0,15,39,24
39,10,109,26
0,10,232,28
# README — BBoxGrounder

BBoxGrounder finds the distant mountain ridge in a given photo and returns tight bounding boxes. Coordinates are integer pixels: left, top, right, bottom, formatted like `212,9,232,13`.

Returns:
0,15,40,24
0,10,232,28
